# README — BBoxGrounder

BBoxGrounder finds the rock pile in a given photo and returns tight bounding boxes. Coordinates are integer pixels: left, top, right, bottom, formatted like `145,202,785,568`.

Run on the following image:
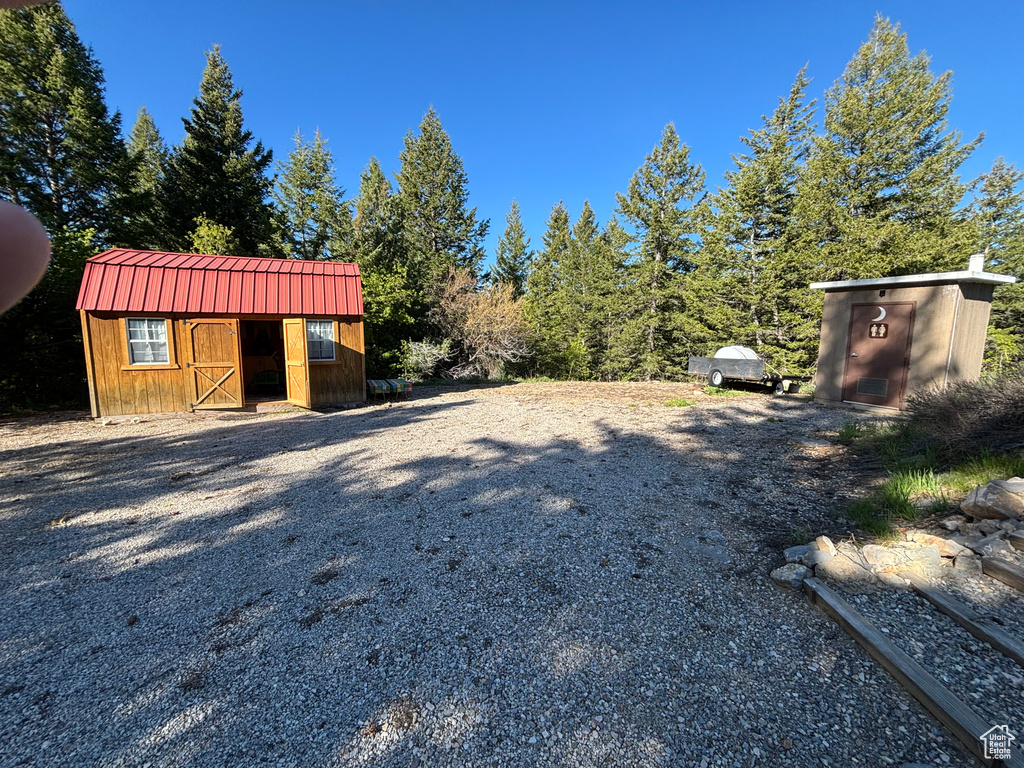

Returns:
771,477,1024,593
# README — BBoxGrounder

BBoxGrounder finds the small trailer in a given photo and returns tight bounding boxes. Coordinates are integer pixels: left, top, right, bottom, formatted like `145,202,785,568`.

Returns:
688,346,801,395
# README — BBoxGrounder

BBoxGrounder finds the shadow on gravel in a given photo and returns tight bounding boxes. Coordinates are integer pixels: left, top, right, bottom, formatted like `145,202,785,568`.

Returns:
0,391,968,767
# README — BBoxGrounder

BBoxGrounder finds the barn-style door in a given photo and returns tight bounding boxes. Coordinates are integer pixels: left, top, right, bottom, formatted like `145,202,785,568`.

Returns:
183,318,243,410
282,318,311,409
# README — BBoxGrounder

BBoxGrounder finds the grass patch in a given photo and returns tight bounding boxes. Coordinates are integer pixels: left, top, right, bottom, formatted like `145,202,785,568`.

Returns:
788,526,812,546
664,398,695,407
934,453,1024,495
840,369,1024,535
703,386,747,398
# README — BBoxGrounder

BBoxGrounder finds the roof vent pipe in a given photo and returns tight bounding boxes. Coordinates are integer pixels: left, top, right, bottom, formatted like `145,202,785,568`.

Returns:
969,253,985,272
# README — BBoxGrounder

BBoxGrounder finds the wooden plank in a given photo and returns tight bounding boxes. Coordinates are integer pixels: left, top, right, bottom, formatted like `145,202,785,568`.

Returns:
983,557,1024,593
904,572,1024,668
79,311,100,418
1009,532,1024,553
802,577,1015,766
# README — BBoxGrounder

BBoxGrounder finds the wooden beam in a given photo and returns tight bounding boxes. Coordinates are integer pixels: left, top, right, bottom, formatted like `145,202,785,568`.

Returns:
803,577,1024,767
1008,532,1024,553
79,310,100,418
903,572,1024,669
983,557,1024,593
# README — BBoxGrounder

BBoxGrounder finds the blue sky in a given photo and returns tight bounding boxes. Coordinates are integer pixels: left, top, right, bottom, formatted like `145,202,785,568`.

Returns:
65,1,1023,263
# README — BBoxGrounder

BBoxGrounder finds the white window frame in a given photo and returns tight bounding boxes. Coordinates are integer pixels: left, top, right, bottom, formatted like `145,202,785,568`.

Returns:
126,318,171,365
306,319,335,361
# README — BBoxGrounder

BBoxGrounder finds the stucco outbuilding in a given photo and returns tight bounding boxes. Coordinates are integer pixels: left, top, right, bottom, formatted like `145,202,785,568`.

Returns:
810,256,1017,410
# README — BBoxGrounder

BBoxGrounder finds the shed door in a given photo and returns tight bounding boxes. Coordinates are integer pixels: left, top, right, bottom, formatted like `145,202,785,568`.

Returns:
283,318,311,408
841,302,915,409
183,318,243,410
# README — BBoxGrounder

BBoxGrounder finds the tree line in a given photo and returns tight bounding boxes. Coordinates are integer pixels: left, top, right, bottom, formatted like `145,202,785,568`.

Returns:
1,6,1021,409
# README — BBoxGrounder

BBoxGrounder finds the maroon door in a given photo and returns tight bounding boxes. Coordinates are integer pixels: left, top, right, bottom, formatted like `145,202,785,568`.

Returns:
841,302,915,409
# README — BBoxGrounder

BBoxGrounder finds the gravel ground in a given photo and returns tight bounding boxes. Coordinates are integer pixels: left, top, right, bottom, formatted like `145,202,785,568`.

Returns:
840,585,1024,738
0,383,979,767
940,565,1024,634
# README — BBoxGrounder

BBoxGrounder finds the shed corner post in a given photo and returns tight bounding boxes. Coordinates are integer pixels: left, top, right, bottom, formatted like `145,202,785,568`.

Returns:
79,309,100,418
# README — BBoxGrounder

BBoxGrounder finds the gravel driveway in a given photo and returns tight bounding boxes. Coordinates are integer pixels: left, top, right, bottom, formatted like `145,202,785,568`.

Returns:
0,383,976,767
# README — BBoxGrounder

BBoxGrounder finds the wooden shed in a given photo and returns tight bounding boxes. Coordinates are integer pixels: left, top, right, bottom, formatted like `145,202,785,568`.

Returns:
76,249,366,417
810,255,1017,410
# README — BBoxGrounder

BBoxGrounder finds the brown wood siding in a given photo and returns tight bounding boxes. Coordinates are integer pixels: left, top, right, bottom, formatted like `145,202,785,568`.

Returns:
183,318,243,409
83,312,365,416
80,310,100,418
309,319,366,405
84,312,189,416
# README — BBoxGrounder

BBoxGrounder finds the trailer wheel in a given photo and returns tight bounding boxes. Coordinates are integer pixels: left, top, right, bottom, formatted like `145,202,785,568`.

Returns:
708,369,724,388
773,381,786,396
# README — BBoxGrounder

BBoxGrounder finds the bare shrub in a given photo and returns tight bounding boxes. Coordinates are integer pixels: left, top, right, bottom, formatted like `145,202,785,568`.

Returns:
400,339,452,382
904,367,1024,461
431,268,531,379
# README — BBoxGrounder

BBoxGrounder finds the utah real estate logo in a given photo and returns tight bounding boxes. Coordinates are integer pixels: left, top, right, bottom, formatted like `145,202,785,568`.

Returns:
981,724,1016,761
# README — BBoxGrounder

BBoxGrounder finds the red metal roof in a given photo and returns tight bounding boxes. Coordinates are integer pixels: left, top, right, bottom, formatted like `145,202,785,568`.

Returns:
76,250,363,317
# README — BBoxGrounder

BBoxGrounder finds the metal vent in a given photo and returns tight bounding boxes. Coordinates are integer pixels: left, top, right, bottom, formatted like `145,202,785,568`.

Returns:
857,378,888,397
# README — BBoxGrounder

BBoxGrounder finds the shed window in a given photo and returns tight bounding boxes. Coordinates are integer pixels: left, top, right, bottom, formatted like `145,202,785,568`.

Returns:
307,320,335,361
127,318,170,364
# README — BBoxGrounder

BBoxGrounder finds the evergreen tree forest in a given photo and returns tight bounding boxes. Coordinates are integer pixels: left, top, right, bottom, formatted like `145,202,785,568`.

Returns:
1,7,1022,409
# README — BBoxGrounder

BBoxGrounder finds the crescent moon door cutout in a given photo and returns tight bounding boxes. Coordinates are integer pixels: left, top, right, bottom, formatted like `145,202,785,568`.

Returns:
842,302,915,409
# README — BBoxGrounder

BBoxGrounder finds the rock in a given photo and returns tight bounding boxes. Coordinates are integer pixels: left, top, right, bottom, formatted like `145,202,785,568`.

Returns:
939,515,966,532
783,545,811,564
802,549,834,568
900,763,938,768
978,519,1004,535
816,553,878,592
954,554,983,573
771,563,812,591
906,532,968,558
961,478,1024,520
701,530,727,545
903,546,943,566
972,537,1016,559
862,545,897,568
952,534,983,548
836,541,869,567
958,522,982,536
968,532,1008,557
680,538,732,564
813,535,837,557
1000,520,1021,533
876,570,910,589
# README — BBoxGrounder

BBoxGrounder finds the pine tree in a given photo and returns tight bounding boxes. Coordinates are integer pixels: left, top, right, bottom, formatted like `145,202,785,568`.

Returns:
691,68,819,372
123,107,168,248
491,199,533,297
796,17,980,281
273,129,350,260
161,45,277,257
350,158,416,375
970,158,1024,265
0,4,133,236
968,158,1024,369
524,202,572,376
0,5,133,408
128,107,168,197
396,107,488,288
615,123,705,379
